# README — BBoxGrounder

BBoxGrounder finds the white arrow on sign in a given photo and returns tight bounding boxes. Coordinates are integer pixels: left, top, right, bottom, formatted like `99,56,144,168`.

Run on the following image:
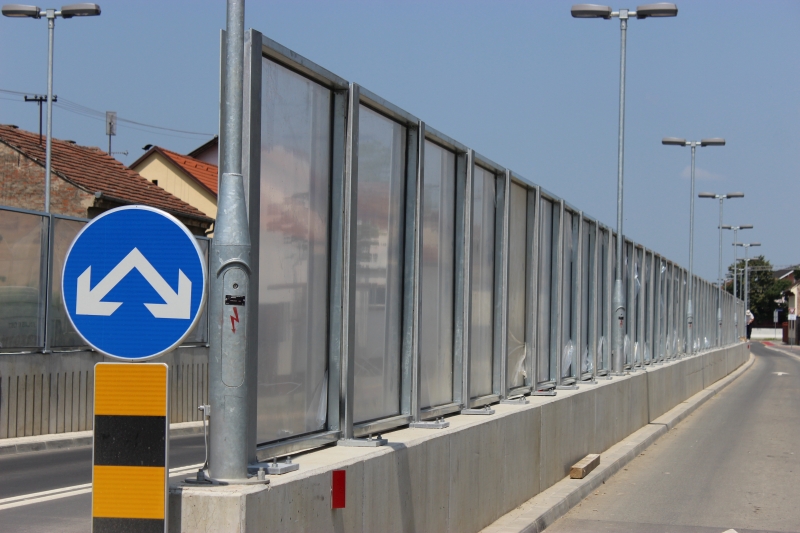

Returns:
76,247,192,319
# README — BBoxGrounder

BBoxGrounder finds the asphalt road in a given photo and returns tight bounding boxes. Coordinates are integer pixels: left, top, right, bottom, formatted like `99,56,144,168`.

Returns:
0,433,205,532
549,342,800,533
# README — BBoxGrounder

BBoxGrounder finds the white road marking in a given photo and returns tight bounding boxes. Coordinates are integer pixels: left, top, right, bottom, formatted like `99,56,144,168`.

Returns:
773,372,789,376
0,463,203,511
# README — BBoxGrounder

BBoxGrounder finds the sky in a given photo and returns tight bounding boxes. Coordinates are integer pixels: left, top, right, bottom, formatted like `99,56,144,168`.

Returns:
0,0,797,283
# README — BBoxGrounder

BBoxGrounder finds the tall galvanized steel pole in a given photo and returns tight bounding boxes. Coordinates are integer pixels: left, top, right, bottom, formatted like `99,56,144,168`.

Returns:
208,0,252,482
45,9,55,213
611,11,628,376
687,143,696,353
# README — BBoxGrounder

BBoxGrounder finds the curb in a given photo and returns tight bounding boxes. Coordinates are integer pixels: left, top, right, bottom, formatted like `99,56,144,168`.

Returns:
0,421,204,457
482,350,756,533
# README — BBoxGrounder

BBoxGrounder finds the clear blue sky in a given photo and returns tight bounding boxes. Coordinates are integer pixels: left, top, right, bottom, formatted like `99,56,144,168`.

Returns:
1,0,797,282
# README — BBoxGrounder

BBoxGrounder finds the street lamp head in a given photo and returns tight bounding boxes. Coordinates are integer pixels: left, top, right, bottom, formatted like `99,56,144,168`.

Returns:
698,192,717,198
571,4,612,18
59,2,100,17
700,138,725,146
725,192,744,198
662,137,686,146
721,225,732,229
750,243,761,247
636,3,678,18
1,4,41,17
740,224,753,229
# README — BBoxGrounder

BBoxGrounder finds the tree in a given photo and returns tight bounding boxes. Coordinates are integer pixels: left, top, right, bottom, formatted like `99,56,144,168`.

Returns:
726,255,791,326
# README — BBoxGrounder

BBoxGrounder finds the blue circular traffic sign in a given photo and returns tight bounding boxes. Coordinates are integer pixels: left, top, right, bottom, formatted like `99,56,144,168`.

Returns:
62,206,207,360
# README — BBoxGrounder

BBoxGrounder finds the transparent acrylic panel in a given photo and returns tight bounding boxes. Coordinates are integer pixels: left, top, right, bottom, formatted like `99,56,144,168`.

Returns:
644,253,652,359
506,183,527,389
580,220,593,377
469,166,495,398
257,58,332,443
353,105,406,423
51,217,86,347
419,141,456,409
599,228,609,370
561,211,575,378
537,198,553,383
0,209,44,348
184,238,209,344
549,206,561,376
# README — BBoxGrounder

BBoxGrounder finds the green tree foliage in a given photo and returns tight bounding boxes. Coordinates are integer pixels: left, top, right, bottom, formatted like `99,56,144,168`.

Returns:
726,255,791,325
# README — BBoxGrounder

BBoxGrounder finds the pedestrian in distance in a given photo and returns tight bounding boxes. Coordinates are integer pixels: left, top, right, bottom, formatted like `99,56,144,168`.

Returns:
746,309,755,340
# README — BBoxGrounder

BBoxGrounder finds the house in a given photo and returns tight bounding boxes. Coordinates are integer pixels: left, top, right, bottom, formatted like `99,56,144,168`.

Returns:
130,143,218,219
187,136,218,166
0,124,213,234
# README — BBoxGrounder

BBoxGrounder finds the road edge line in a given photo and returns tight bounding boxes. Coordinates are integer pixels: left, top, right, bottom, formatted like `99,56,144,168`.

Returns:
0,421,204,457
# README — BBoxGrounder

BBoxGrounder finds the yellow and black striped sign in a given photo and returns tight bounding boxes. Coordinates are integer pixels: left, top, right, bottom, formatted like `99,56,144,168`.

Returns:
92,363,168,533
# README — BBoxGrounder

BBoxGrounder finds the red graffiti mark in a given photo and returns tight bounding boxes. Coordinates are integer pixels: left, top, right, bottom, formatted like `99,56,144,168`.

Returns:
230,307,239,333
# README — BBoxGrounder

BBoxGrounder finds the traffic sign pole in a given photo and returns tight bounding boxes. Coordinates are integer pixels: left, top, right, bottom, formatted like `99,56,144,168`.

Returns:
208,0,253,483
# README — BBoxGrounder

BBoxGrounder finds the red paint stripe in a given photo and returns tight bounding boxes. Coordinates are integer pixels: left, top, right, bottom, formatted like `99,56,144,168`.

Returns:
331,470,345,509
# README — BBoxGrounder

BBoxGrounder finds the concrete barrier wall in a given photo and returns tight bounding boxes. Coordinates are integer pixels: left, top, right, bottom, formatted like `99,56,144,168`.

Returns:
0,347,209,438
170,343,748,533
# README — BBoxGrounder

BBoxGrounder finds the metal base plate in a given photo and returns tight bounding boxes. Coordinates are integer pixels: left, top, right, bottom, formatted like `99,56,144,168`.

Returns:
500,396,529,405
249,461,299,475
532,389,557,396
338,437,388,447
580,379,599,385
461,406,495,415
410,419,450,429
556,385,579,390
183,470,270,486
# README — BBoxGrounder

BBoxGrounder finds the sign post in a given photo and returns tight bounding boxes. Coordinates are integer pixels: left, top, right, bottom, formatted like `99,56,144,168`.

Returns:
62,205,207,531
774,309,780,341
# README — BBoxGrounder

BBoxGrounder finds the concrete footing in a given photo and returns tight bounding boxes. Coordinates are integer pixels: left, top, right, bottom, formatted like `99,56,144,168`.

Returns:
169,343,748,533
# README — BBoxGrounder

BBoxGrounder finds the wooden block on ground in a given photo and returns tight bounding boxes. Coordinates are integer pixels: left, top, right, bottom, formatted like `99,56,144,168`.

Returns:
570,453,600,479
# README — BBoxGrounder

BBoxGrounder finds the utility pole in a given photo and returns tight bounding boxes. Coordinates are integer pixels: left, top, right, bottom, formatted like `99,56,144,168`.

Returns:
24,94,56,144
106,111,116,154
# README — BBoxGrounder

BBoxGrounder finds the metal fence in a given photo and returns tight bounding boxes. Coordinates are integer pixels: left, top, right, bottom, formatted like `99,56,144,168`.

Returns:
0,205,209,352
0,204,210,438
241,31,744,460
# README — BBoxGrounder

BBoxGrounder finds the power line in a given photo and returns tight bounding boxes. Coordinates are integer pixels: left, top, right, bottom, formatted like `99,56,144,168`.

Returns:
0,87,215,138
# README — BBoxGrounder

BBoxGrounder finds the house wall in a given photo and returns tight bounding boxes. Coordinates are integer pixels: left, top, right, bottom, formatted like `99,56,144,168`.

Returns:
0,143,94,218
134,153,218,218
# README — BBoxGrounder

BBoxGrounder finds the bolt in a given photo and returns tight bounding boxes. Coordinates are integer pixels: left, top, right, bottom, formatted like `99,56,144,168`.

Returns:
286,455,292,464
257,468,265,481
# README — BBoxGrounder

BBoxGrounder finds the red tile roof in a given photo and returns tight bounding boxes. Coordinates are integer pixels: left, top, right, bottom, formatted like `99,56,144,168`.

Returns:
158,147,218,196
0,125,212,222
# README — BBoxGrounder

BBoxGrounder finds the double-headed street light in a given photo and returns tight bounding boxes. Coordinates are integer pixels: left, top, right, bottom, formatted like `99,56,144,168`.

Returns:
734,242,761,323
573,3,678,374
699,191,744,346
661,137,725,354
722,224,753,337
2,3,101,213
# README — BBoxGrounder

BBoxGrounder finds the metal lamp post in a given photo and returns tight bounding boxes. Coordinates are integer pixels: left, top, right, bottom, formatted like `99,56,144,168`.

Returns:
2,3,101,213
661,137,725,354
572,2,678,374
722,224,752,337
699,192,744,346
734,242,760,332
